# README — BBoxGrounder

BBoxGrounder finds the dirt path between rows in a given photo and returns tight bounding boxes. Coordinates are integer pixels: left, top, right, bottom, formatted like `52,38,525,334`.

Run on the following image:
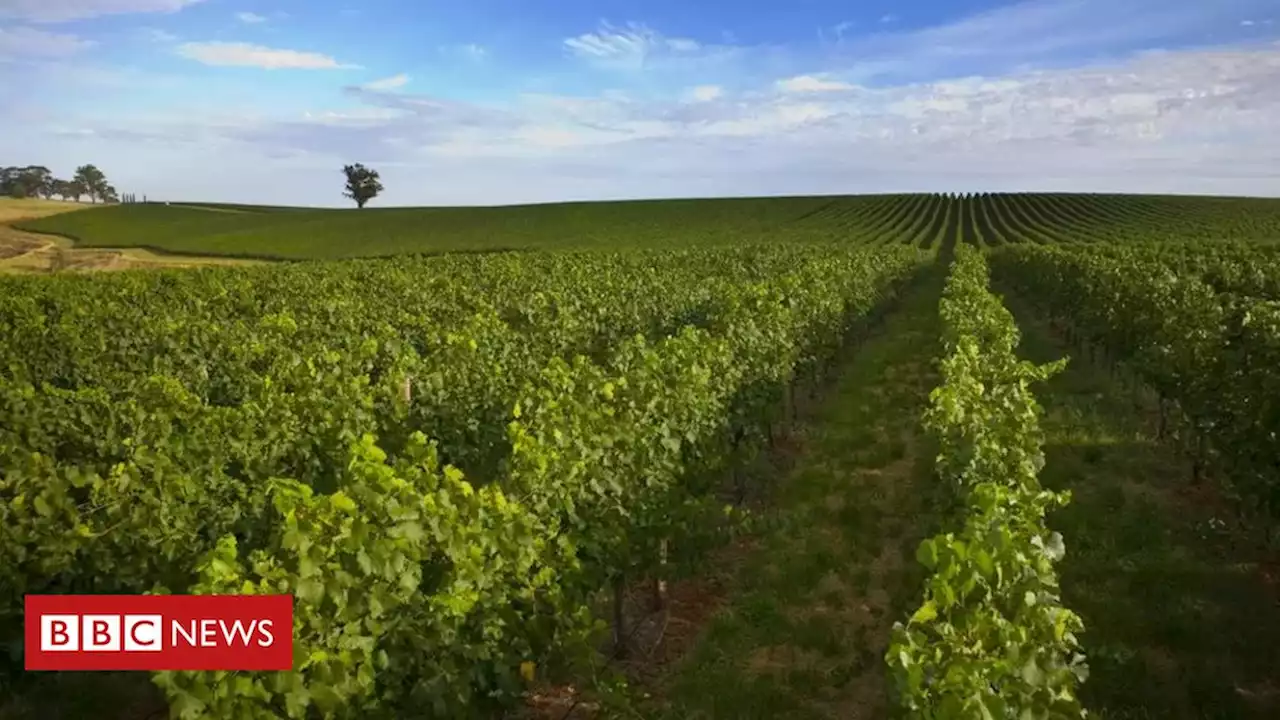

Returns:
638,266,948,720
1000,286,1280,720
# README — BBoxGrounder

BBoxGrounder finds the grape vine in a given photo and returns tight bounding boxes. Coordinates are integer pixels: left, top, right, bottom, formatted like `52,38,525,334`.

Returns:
887,245,1088,719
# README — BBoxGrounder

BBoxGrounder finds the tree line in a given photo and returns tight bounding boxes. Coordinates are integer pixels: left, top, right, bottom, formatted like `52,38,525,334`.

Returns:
5,161,382,209
1,164,119,204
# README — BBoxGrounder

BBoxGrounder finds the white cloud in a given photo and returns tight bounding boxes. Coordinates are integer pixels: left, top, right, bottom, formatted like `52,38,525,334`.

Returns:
776,74,855,93
1241,20,1256,26
0,0,205,23
10,0,1280,204
564,21,706,69
686,85,724,102
194,39,1280,200
235,12,266,24
0,26,95,59
364,73,409,90
836,0,1280,83
176,42,359,69
880,15,897,24
301,108,403,125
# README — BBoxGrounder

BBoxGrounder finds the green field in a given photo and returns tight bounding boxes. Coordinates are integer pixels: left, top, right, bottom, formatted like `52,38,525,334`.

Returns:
4,193,1280,720
15,192,1280,259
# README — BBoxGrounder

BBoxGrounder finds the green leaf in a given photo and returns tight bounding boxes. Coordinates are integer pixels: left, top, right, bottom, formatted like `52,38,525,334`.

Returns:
909,601,938,625
916,538,939,569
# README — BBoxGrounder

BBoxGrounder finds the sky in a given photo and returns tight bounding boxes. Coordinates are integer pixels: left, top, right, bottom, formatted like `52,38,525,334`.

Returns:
1,0,1278,206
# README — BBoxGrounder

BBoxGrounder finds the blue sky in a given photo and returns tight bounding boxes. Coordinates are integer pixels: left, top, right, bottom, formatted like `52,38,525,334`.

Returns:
1,0,1277,206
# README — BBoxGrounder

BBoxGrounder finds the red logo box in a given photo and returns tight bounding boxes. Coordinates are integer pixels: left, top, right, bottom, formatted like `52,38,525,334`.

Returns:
24,595,293,671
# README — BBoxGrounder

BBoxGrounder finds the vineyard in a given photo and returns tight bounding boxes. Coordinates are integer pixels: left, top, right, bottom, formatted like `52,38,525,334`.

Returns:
15,192,1280,259
3,193,1280,719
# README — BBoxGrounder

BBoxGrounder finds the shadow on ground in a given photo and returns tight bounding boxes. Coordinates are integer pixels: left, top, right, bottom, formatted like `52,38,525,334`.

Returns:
1006,288,1280,720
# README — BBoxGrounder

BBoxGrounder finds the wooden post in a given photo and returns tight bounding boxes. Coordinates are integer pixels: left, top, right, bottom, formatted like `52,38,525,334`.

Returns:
1158,396,1168,440
733,460,745,505
1192,431,1207,485
652,539,668,611
612,575,628,659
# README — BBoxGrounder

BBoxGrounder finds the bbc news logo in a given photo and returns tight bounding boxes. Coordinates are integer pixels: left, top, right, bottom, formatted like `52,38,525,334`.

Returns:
25,594,293,671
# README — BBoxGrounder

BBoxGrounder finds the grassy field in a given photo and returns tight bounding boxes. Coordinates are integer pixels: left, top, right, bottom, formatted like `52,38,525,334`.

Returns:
16,192,1280,261
0,199,90,270
0,198,88,224
15,196,852,259
0,198,258,273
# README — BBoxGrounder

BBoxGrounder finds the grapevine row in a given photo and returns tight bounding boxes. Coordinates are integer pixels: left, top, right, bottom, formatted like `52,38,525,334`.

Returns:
1,246,927,717
888,246,1088,718
784,194,1280,248
991,244,1280,530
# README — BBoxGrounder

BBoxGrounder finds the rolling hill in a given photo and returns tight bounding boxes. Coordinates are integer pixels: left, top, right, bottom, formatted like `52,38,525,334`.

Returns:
15,192,1280,260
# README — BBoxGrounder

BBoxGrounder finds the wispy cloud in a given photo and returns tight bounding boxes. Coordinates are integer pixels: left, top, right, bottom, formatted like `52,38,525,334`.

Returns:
0,0,205,24
564,21,706,69
363,73,409,90
777,74,855,93
686,85,724,102
176,42,360,69
830,0,1279,83
235,12,266,24
166,39,1280,201
0,27,95,59
10,0,1280,205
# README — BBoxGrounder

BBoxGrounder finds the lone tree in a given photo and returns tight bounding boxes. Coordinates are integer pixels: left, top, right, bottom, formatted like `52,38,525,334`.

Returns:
342,163,383,209
73,164,109,204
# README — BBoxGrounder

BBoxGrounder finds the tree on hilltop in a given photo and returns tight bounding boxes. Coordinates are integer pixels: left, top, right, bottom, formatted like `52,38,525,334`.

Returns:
1,166,53,199
27,166,54,199
73,164,109,204
342,163,383,209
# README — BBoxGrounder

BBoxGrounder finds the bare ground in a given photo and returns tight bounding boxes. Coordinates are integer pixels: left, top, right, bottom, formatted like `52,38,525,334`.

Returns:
0,226,260,274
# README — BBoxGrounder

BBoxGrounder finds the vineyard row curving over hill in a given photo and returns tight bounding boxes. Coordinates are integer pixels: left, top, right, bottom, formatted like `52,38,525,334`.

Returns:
14,192,1280,259
4,191,1280,718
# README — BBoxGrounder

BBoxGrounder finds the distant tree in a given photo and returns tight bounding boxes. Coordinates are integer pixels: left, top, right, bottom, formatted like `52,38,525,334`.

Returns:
66,180,85,203
342,163,383,209
73,164,109,204
101,184,119,204
29,167,55,199
0,167,20,198
0,166,52,198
